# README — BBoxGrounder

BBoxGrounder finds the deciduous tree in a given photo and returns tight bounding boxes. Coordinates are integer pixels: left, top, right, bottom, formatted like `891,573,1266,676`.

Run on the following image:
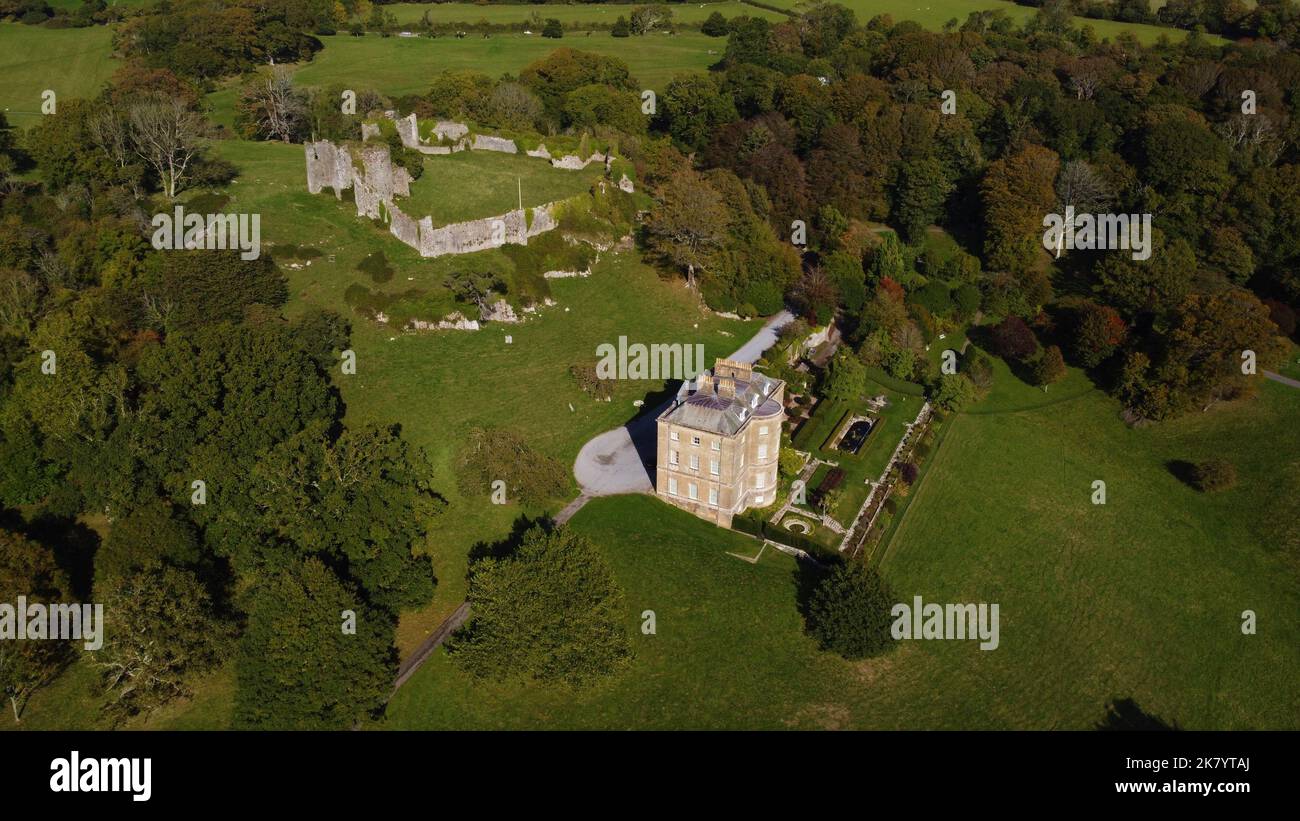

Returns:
449,526,632,687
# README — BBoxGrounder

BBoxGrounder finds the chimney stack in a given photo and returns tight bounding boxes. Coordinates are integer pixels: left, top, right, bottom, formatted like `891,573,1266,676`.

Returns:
718,376,736,399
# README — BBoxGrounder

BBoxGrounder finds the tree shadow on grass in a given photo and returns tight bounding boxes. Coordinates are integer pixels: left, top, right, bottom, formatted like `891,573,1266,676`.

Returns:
792,552,840,623
1096,698,1178,731
23,513,100,601
967,325,1040,387
466,513,550,567
1165,460,1199,489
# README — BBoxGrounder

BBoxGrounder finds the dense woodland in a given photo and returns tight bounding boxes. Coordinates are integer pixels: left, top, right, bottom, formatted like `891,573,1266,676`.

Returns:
0,0,1298,725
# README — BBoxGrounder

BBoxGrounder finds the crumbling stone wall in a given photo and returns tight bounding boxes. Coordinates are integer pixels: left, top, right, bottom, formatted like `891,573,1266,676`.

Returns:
352,143,397,220
433,121,468,141
305,141,355,198
389,201,420,249
394,113,420,148
308,140,579,259
551,152,609,170
472,134,518,153
415,202,560,257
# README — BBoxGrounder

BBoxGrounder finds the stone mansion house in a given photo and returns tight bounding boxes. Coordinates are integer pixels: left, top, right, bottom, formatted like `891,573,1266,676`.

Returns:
655,358,786,527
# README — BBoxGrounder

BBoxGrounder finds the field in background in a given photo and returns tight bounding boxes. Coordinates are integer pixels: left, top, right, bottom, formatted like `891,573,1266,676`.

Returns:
758,0,1229,44
201,29,727,131
384,1,787,26
0,23,118,130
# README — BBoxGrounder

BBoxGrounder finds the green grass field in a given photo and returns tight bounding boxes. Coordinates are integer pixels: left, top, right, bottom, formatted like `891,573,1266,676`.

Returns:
0,23,119,130
877,379,1300,728
203,29,726,136
382,370,1300,730
291,31,725,95
760,0,1228,45
402,149,606,225
384,1,787,26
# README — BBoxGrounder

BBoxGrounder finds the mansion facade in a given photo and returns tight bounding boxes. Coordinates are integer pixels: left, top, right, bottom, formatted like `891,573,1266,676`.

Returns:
654,358,786,527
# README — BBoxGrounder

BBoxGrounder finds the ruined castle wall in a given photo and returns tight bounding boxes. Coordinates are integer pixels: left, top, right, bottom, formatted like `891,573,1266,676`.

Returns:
527,143,552,159
352,143,397,220
389,201,420,249
526,202,559,238
361,123,381,142
305,141,356,198
472,134,518,154
307,139,577,259
395,113,420,148
433,121,469,141
550,152,608,170
420,208,526,257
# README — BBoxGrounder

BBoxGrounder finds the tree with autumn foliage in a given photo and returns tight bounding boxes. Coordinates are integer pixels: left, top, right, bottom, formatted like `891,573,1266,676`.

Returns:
1071,300,1127,368
990,315,1039,361
643,169,729,289
981,145,1060,274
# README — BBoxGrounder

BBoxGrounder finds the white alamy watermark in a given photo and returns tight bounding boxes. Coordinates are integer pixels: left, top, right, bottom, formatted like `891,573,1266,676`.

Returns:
50,751,151,802
1042,207,1152,261
891,595,999,651
595,336,705,380
151,206,261,260
0,596,103,650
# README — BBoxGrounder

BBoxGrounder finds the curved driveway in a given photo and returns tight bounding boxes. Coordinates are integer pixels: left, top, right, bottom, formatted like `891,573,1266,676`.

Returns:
572,310,795,499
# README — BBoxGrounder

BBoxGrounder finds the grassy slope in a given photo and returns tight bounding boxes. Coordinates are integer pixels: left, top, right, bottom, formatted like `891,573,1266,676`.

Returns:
9,135,750,729
0,23,118,130
384,372,1300,730
204,138,750,651
881,380,1300,729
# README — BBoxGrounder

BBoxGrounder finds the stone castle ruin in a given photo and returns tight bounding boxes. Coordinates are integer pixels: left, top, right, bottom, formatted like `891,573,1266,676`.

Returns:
304,112,634,260
374,110,621,173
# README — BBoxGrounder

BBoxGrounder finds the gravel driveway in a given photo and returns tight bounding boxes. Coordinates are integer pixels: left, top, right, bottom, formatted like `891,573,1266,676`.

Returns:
572,310,795,497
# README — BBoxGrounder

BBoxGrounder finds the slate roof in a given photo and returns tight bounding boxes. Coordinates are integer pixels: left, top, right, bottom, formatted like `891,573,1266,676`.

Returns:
660,369,783,436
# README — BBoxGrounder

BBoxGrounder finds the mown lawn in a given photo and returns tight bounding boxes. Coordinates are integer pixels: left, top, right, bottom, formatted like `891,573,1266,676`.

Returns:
792,388,917,525
381,493,861,730
0,23,118,130
383,369,1299,730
